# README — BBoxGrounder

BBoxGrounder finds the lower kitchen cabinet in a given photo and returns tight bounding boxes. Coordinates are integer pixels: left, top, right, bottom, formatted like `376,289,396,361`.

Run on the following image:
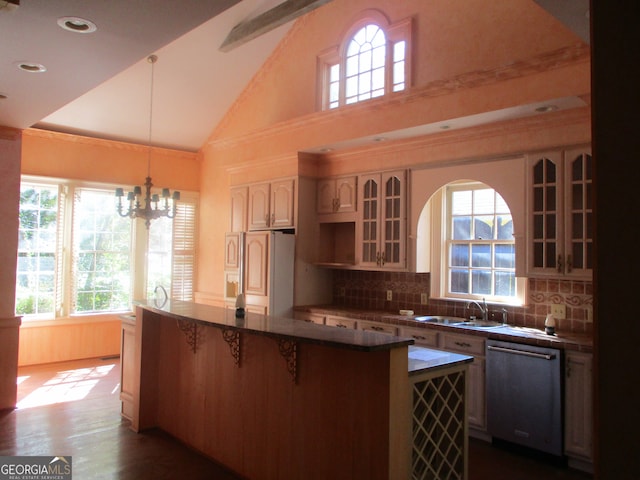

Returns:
398,325,439,348
120,316,136,421
358,319,398,336
564,351,593,471
325,315,357,329
294,311,326,325
438,332,487,432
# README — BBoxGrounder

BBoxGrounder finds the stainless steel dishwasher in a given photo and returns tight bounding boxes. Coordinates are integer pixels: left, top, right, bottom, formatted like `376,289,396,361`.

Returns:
486,339,563,456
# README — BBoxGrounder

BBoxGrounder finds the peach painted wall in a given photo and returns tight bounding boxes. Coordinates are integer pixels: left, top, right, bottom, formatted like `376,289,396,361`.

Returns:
196,0,591,302
0,128,22,408
15,129,200,366
22,129,200,191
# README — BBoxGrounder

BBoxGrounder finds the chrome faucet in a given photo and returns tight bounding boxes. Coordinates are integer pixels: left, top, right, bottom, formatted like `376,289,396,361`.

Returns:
466,298,488,321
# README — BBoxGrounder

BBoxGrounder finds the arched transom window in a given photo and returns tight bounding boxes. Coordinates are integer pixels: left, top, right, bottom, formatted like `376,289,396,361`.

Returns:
319,14,411,110
345,24,386,104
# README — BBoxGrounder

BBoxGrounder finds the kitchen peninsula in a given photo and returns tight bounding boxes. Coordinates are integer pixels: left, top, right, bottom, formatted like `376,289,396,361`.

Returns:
123,300,473,480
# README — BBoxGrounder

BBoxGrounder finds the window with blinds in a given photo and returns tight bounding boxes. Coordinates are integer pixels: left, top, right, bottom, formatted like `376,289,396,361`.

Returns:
16,176,198,320
147,197,197,302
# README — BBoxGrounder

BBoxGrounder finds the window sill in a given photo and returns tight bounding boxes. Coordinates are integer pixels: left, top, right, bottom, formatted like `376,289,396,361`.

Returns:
19,312,132,328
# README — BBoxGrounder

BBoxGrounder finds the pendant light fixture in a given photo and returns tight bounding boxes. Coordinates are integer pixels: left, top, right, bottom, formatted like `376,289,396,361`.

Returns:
115,54,179,229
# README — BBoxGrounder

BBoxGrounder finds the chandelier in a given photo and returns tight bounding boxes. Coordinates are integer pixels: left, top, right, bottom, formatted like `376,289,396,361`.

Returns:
115,54,179,229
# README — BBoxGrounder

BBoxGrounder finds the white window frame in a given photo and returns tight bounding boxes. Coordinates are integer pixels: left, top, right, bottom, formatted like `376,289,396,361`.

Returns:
429,181,526,306
317,11,412,110
16,175,198,323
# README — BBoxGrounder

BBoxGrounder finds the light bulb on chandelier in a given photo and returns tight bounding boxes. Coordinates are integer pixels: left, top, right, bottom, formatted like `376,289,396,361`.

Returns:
115,54,179,229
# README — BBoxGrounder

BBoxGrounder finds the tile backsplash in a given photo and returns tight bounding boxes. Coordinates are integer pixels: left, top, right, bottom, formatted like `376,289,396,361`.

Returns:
332,270,593,335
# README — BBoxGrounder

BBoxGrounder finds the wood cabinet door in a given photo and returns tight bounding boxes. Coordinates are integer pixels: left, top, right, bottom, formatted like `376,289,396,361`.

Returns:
528,151,563,275
244,232,269,296
317,179,336,214
270,179,295,229
335,176,357,213
224,232,242,270
563,146,593,278
358,173,381,268
380,171,406,269
565,352,593,460
230,186,247,232
248,183,271,230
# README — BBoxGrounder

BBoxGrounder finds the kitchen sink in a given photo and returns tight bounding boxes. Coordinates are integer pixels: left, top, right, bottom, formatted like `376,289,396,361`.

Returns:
414,315,467,325
451,320,505,329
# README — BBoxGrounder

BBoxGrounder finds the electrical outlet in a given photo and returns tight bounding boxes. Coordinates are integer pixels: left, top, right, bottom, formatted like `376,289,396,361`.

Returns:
551,304,566,320
421,293,429,305
386,290,393,301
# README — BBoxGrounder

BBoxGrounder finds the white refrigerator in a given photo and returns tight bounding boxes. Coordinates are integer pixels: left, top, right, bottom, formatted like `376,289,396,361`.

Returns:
224,230,295,317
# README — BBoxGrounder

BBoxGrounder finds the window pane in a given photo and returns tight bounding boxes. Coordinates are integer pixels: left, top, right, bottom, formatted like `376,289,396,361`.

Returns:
495,244,515,269
451,244,469,267
453,216,471,240
73,189,132,313
147,216,173,300
16,184,58,317
471,270,491,295
394,41,405,61
496,215,513,240
372,67,385,91
450,269,469,293
372,45,386,69
474,216,493,240
473,189,494,214
329,64,340,82
471,244,491,268
495,271,515,296
451,190,472,215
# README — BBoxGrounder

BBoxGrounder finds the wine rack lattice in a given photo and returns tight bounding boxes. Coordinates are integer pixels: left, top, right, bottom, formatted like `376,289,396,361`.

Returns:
412,370,466,479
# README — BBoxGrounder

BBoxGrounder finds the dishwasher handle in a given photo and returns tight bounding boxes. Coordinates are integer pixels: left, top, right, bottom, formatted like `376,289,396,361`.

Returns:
487,344,556,360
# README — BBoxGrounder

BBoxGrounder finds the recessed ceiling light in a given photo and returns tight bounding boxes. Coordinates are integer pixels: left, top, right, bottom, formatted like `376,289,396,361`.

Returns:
15,61,47,73
535,105,558,113
57,16,97,33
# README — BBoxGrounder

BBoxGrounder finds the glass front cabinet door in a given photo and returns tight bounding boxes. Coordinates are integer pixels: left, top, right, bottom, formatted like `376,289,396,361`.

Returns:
357,170,406,270
527,146,592,279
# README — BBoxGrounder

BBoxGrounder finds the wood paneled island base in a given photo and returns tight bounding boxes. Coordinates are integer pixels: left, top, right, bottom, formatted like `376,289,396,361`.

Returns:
126,301,470,479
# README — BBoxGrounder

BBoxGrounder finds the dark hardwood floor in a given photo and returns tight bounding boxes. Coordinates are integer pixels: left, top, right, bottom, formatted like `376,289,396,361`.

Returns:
0,358,593,479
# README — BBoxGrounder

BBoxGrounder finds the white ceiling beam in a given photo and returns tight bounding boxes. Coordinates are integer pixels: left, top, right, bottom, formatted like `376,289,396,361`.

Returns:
220,0,332,52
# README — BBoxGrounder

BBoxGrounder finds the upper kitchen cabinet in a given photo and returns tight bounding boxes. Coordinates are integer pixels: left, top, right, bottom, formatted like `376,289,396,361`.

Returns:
248,178,295,230
317,175,357,220
357,170,407,270
527,146,592,279
230,186,248,232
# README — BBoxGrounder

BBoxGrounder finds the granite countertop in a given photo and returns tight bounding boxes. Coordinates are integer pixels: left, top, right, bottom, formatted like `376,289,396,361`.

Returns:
295,305,593,353
135,299,413,353
408,345,473,375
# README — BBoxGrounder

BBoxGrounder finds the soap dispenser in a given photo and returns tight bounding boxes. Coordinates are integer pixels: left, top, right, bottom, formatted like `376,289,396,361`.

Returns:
544,313,556,335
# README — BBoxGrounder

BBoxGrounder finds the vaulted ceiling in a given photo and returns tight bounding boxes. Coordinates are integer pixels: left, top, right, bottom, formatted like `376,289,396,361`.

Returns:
0,1,589,153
